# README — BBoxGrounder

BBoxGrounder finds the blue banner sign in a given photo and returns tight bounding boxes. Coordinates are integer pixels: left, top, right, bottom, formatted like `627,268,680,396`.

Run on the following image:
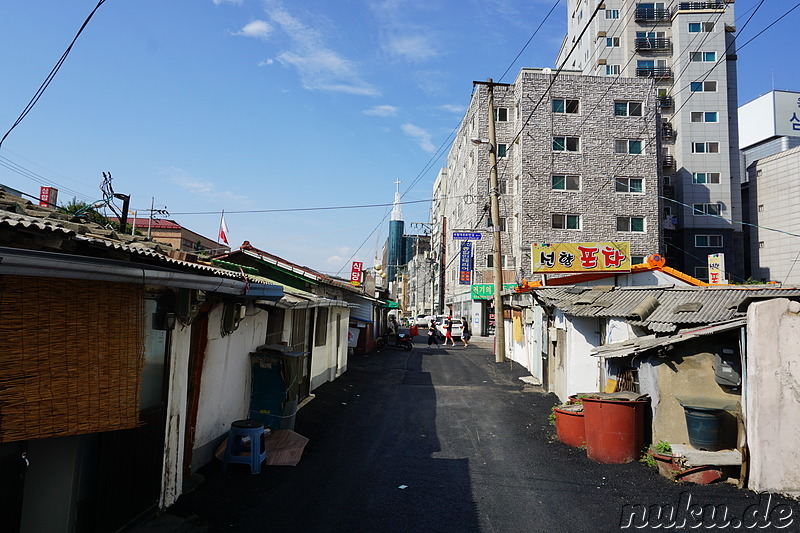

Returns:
459,241,472,285
452,232,482,240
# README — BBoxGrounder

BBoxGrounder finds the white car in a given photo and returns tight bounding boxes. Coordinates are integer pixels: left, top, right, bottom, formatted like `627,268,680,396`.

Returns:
437,318,463,338
416,314,434,326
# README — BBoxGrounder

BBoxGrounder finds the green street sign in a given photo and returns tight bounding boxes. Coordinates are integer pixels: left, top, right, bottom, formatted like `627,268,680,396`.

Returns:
470,283,516,299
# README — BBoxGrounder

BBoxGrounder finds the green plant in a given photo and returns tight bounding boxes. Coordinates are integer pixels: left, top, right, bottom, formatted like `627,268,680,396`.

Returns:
548,406,557,426
640,450,657,468
655,440,672,454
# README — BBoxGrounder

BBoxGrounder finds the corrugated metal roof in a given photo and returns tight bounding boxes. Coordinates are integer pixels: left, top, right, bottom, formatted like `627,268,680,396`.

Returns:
526,284,800,333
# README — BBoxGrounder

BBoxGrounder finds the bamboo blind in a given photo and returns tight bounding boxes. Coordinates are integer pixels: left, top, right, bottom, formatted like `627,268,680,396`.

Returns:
0,276,145,443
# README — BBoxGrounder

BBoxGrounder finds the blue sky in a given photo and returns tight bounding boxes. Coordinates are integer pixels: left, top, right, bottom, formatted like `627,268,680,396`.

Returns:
0,0,796,275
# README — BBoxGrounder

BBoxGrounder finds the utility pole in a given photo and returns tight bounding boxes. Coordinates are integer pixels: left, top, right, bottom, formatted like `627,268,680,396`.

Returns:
475,78,510,363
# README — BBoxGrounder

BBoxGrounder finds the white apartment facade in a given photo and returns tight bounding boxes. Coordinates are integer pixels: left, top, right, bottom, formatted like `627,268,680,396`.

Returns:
557,0,743,282
431,69,660,335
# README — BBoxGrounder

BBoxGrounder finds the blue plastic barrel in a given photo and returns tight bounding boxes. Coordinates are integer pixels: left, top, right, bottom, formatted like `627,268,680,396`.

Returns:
683,406,724,451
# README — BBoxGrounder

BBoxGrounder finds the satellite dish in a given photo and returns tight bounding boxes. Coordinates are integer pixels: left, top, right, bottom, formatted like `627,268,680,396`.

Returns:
543,68,552,75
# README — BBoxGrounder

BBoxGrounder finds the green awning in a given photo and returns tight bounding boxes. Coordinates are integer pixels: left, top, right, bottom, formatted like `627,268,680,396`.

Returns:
380,299,399,309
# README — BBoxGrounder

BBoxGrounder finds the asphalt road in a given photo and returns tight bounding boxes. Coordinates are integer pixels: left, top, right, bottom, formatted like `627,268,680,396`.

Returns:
145,335,800,533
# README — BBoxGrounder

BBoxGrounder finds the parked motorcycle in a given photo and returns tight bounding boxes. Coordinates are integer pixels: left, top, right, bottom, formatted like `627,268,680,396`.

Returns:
376,330,413,351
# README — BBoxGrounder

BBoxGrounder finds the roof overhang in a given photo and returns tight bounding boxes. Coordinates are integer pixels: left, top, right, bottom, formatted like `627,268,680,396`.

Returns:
591,319,746,359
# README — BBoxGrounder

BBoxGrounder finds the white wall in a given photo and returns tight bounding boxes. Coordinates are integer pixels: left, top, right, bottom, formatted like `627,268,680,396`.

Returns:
310,306,350,391
194,304,268,459
746,298,800,496
564,316,602,401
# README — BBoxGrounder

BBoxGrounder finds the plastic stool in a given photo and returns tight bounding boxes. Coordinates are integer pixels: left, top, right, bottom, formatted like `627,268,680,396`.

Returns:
224,419,268,474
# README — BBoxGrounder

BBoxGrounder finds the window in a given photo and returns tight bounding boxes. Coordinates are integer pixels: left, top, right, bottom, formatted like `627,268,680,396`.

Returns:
614,101,643,117
487,254,514,268
497,143,508,157
606,37,620,47
552,214,581,230
552,99,580,114
615,139,643,154
552,174,580,191
691,111,718,123
616,216,645,232
494,107,509,122
690,80,717,92
689,21,715,33
690,51,717,62
692,142,720,153
498,179,514,195
695,234,723,247
553,136,580,152
693,203,721,216
631,256,645,265
615,177,643,193
606,64,621,75
314,307,329,347
692,172,720,184
694,266,709,281
606,9,619,19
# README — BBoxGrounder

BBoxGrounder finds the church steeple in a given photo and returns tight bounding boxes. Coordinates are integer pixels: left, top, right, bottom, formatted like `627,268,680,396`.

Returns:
391,179,403,221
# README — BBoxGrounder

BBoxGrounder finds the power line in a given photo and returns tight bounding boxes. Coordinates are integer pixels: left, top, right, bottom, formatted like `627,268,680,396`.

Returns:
0,1,107,150
497,0,563,83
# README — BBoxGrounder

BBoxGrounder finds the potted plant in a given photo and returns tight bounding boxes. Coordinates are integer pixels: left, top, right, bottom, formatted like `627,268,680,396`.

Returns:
644,441,682,479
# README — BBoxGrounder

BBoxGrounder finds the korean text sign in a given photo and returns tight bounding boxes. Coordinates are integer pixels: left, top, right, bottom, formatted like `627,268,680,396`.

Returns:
531,242,631,273
459,242,472,285
350,261,363,286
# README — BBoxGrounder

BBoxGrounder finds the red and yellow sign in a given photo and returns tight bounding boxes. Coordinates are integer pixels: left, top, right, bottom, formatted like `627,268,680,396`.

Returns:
531,242,631,273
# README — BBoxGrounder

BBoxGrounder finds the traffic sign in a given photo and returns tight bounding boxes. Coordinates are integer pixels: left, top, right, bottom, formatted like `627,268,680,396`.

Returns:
452,232,482,240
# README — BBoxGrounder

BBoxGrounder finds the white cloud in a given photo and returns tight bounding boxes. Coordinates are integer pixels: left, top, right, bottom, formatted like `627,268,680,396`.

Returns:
401,123,435,153
263,1,379,96
168,171,249,203
384,34,439,62
258,58,274,67
235,20,272,40
438,104,466,114
212,0,243,5
363,105,398,117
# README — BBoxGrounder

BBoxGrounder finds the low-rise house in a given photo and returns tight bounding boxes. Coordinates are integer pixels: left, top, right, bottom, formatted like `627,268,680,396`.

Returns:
0,191,293,531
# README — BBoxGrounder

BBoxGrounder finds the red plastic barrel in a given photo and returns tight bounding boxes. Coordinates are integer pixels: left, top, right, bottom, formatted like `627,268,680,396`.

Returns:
582,398,648,464
409,325,419,337
554,407,586,448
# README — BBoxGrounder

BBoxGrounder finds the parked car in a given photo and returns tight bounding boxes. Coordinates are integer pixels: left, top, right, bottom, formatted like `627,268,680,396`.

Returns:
437,318,463,338
416,314,434,326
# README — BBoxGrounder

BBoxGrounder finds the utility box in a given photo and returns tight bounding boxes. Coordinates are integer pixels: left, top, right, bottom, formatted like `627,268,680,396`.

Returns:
249,344,307,430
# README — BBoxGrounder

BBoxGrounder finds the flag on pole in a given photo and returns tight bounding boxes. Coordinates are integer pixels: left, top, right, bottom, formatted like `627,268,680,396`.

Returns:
219,212,229,245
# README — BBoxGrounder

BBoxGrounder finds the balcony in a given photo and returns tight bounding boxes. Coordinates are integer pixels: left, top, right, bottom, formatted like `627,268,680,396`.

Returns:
661,123,675,142
635,38,672,52
636,66,672,78
662,155,675,168
657,96,674,109
635,7,671,21
677,1,725,11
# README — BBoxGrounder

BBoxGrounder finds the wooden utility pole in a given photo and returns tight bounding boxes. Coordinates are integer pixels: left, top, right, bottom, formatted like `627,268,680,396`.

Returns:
474,78,510,363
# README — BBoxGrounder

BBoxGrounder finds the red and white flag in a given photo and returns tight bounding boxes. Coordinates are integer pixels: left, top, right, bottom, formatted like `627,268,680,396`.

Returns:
219,214,229,245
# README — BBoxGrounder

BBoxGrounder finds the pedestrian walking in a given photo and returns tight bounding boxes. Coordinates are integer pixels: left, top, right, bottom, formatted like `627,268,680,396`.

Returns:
461,317,471,348
444,316,455,346
427,320,440,348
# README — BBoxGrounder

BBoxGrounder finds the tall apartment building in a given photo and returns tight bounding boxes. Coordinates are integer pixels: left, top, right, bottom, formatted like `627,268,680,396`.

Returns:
556,0,742,281
431,69,660,334
738,90,800,283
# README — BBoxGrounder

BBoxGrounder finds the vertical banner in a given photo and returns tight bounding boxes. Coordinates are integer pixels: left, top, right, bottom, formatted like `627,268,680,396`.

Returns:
39,186,58,207
459,241,472,285
350,261,363,286
708,253,725,284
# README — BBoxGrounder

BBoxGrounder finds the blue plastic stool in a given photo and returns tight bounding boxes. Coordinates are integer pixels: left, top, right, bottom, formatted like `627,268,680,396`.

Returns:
224,419,268,474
